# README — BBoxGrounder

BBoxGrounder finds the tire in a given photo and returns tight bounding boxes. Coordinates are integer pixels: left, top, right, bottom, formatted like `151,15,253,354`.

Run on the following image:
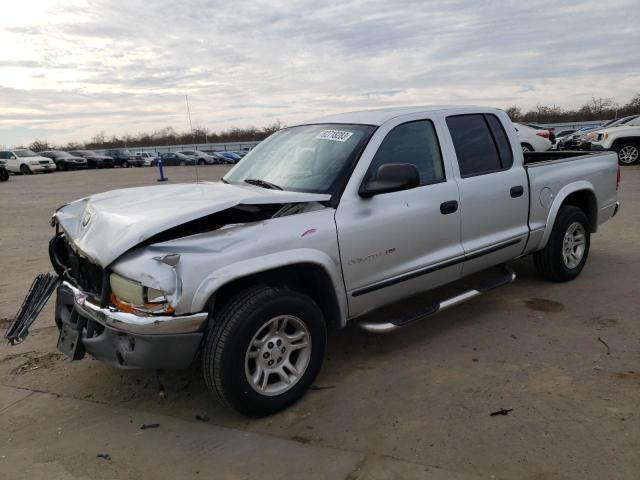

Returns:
122,160,129,168
202,285,326,416
198,159,206,165
521,143,534,153
533,206,591,282
615,142,639,165
179,160,186,166
20,164,32,175
0,169,9,181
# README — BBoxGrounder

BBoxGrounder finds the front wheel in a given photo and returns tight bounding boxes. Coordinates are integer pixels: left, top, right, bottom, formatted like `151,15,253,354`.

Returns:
122,160,129,168
616,142,639,165
521,143,533,153
198,159,206,165
533,206,590,282
202,286,326,416
20,164,32,175
0,169,9,181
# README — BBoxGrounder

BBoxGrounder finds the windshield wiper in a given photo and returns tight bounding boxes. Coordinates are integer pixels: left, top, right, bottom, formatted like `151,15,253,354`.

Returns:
243,178,283,190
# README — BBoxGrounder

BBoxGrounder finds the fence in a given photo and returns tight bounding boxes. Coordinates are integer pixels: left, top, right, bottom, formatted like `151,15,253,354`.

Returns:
93,141,261,156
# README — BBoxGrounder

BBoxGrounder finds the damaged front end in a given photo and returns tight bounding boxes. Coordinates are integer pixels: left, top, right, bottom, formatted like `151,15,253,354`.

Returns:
40,183,330,369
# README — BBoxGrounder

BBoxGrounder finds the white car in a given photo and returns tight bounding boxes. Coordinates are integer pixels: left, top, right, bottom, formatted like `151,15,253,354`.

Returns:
134,152,157,166
178,150,217,165
514,124,552,152
588,117,640,165
0,149,56,174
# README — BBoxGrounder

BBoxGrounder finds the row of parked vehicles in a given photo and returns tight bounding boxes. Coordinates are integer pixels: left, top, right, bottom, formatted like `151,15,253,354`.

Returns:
513,115,640,165
0,146,252,177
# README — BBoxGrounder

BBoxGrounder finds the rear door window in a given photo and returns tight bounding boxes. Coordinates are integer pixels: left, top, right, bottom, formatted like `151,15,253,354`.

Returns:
485,114,514,169
446,114,504,177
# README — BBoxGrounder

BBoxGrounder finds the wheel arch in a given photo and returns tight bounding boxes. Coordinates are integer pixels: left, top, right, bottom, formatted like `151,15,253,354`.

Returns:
192,251,348,329
539,183,597,250
610,136,640,151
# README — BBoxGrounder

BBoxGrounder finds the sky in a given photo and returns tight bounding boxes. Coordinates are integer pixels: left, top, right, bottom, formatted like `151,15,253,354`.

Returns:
1,0,639,147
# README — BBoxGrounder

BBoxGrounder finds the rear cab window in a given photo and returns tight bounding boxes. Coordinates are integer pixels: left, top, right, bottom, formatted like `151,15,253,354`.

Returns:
446,113,513,177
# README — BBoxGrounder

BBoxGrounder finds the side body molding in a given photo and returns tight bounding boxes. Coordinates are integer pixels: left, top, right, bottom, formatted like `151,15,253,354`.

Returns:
190,248,348,327
537,181,597,250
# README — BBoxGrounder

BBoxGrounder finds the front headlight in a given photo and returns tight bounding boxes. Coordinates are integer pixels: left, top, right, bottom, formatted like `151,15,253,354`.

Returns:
109,273,174,315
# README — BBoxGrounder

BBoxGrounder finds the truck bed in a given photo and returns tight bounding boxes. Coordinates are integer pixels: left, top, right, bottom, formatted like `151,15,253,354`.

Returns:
523,150,611,165
523,149,619,255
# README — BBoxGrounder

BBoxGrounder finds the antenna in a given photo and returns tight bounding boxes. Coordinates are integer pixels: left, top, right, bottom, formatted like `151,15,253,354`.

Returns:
185,95,199,183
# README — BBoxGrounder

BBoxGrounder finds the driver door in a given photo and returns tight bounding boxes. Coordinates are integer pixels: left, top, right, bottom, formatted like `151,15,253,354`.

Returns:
335,118,464,318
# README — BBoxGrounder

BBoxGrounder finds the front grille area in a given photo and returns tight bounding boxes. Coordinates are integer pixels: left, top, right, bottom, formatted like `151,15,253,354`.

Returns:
39,160,50,164
49,233,107,303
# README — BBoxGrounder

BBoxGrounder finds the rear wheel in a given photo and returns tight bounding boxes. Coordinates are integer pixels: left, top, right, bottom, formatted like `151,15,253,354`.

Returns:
202,285,326,416
0,169,9,181
534,206,590,282
20,164,32,175
616,142,639,165
122,160,130,168
179,160,186,166
198,159,206,165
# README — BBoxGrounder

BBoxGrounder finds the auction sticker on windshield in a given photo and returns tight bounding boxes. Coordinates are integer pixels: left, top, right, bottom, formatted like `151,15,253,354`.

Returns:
316,130,354,142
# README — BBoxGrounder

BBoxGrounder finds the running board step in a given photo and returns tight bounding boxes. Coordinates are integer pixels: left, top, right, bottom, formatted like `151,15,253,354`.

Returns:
357,265,516,333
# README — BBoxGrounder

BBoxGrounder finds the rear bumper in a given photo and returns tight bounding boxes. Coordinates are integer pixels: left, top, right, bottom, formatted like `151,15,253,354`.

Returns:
55,282,206,369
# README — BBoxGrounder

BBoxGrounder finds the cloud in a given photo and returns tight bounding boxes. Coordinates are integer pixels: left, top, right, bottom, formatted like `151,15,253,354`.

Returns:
0,0,638,146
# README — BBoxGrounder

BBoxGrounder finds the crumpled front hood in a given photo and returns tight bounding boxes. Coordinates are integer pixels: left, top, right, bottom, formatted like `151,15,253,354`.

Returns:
54,182,330,267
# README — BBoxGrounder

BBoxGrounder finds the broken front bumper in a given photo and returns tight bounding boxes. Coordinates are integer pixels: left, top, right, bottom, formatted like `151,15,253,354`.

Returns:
56,282,207,369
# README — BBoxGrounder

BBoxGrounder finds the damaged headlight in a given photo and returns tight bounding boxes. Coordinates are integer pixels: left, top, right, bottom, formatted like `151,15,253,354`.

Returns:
109,273,174,315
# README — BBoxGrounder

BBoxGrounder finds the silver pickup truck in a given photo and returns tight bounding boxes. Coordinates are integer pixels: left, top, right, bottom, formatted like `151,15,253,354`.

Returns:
37,106,620,415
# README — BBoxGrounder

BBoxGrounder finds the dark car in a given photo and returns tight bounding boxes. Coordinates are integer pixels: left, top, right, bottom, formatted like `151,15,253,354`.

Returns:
40,151,88,171
220,151,242,164
160,152,196,166
0,159,9,181
69,150,114,169
103,148,144,167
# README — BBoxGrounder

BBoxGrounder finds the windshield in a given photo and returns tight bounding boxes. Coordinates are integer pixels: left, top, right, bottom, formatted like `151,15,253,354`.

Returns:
224,124,375,194
53,151,74,157
15,149,38,157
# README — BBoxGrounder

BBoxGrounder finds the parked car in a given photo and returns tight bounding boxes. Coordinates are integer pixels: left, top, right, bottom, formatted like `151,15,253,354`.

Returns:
557,117,640,150
203,151,234,164
160,152,196,166
34,105,620,417
0,149,56,174
219,151,242,164
134,152,156,166
578,114,640,150
514,123,552,151
69,150,114,169
40,151,88,171
0,159,9,181
588,117,640,165
178,150,217,165
103,148,144,167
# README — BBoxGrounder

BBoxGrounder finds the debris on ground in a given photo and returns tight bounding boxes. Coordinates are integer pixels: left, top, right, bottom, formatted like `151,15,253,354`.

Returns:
597,336,611,355
96,453,111,461
195,415,209,423
510,334,518,340
490,408,513,416
156,370,167,399
10,352,63,375
140,423,160,430
311,385,336,391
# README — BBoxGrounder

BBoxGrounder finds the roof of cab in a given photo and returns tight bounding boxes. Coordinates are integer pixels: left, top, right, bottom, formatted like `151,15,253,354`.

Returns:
300,105,501,127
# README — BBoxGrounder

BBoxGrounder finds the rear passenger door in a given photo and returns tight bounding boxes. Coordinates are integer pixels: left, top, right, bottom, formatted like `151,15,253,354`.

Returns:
445,113,529,276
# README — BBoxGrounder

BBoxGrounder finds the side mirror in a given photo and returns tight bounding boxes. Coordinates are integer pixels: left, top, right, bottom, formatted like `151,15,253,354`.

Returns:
359,163,420,198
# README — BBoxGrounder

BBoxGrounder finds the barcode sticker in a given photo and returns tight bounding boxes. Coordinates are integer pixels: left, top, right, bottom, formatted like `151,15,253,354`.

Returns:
316,130,354,142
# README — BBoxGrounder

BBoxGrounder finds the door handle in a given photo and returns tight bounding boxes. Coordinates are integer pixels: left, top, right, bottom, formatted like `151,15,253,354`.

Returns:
510,186,524,198
440,200,458,215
